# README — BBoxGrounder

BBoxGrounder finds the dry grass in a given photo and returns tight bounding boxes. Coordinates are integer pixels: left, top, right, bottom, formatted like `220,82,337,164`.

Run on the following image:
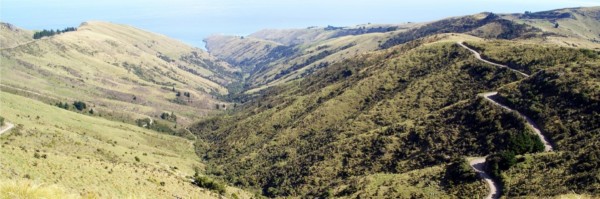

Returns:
0,91,252,198
0,21,233,126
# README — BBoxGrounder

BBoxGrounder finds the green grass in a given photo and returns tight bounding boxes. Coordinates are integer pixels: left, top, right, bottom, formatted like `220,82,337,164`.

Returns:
0,91,252,198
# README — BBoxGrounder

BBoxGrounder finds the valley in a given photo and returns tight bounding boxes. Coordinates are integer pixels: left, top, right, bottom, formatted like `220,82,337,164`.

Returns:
1,6,599,199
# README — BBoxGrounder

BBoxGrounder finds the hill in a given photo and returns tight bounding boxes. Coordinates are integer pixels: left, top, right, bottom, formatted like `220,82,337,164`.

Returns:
205,8,600,94
0,22,33,49
1,21,241,130
0,91,253,198
191,33,600,198
205,24,413,92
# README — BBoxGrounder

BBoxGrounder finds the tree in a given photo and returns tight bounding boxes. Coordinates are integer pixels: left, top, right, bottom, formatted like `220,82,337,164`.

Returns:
486,151,516,179
73,101,87,111
444,159,478,185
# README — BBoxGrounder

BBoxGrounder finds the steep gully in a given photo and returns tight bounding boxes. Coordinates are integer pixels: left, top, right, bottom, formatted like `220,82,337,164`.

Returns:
457,42,554,199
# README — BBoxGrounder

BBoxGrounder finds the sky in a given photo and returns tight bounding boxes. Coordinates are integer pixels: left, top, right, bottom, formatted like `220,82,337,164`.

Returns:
2,0,599,48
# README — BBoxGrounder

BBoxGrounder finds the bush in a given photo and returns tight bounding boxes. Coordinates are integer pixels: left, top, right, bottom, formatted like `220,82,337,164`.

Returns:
0,116,4,126
444,159,479,185
508,131,545,154
486,151,516,180
192,175,226,195
72,101,87,111
55,102,69,110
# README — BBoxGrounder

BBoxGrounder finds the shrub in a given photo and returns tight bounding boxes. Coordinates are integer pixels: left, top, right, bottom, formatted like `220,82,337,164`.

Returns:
486,151,516,179
192,175,226,195
72,101,87,111
0,116,4,126
444,159,479,185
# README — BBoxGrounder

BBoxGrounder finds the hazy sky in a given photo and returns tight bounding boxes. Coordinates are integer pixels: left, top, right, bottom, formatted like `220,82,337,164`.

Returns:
2,0,599,48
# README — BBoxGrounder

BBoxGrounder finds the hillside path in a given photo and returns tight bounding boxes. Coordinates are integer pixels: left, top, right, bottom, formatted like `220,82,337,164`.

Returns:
481,92,554,152
0,122,15,136
458,41,555,199
469,157,501,199
1,84,60,101
457,42,530,77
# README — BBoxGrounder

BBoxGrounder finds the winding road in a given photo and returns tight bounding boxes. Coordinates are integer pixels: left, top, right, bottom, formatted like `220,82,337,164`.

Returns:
458,42,554,199
457,42,529,77
481,92,554,152
469,157,501,199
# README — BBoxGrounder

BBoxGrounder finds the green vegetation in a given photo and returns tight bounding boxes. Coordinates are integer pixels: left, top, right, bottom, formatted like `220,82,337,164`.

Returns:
0,116,4,126
486,151,516,180
464,41,599,74
192,37,599,198
191,39,524,197
456,40,598,197
55,102,70,110
3,7,599,199
0,91,250,198
72,101,87,111
32,27,77,39
160,112,177,122
193,174,226,195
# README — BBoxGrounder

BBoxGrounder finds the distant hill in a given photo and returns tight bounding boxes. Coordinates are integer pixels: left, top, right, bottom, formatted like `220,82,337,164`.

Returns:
0,21,257,198
1,21,240,127
205,7,600,94
0,22,33,49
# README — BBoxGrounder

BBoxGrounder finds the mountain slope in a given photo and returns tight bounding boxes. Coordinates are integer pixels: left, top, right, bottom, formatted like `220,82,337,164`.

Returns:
191,34,600,198
0,22,33,49
205,8,600,94
503,6,600,49
1,21,240,127
0,91,253,198
204,24,415,92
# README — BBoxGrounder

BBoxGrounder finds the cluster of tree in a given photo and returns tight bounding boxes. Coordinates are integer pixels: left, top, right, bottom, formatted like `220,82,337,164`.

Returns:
160,112,177,122
55,101,94,114
33,27,77,39
55,102,70,110
135,118,176,134
73,101,87,111
486,151,517,180
192,174,226,195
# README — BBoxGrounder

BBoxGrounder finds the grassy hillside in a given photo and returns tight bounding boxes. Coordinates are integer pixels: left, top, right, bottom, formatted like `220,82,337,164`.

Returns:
0,91,253,198
191,36,521,197
1,21,240,127
473,41,599,197
191,35,599,198
205,24,415,92
503,7,600,49
206,7,600,94
0,22,33,49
